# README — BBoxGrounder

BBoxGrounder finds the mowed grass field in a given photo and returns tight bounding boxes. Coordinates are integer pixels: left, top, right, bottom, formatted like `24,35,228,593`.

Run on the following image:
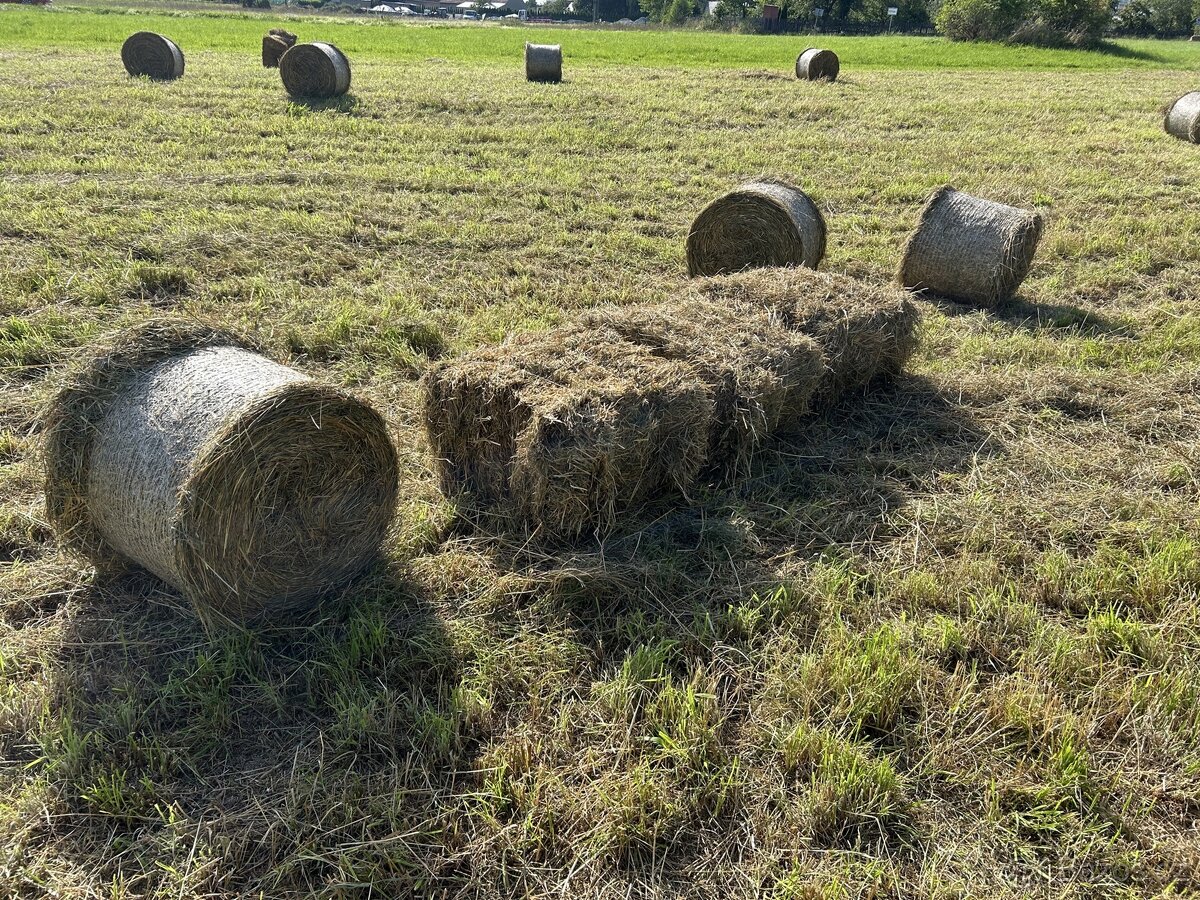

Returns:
3,5,1200,897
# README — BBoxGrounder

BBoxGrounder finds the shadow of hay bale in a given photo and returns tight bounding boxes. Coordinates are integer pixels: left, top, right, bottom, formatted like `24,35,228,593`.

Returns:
924,294,1129,339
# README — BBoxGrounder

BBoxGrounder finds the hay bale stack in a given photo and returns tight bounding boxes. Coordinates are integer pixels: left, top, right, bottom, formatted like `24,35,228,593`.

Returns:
686,179,826,277
43,322,398,624
579,301,824,474
897,186,1043,307
263,28,298,68
280,42,351,98
121,32,185,81
692,267,920,409
525,42,563,83
1164,91,1200,143
423,326,711,539
796,47,839,81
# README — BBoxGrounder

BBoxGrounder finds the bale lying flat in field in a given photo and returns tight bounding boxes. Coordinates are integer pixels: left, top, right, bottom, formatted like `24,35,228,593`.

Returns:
263,28,298,68
122,32,185,81
525,43,563,83
686,179,827,277
1164,91,1200,143
579,300,824,474
423,325,711,539
280,42,351,98
43,321,398,624
795,47,839,81
897,186,1043,307
692,267,920,409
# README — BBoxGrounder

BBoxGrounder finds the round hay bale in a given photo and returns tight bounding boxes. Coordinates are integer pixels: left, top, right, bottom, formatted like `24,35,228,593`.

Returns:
686,179,826,278
795,47,839,81
1164,91,1200,143
263,29,298,68
121,32,185,81
280,42,351,99
43,321,398,624
525,42,562,83
897,187,1042,307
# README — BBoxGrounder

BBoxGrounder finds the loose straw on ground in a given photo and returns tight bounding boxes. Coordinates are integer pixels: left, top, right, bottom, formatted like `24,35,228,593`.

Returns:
263,28,297,69
122,32,185,81
43,321,398,624
897,186,1043,307
1164,91,1200,143
796,47,839,81
280,42,352,98
686,179,826,277
525,43,563,83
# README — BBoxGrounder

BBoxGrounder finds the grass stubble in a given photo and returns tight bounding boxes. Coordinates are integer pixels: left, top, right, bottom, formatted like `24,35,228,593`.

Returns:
0,5,1199,898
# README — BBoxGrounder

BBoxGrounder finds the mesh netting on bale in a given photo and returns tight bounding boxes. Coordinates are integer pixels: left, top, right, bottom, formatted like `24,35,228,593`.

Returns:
43,322,398,625
795,47,839,81
280,42,351,98
692,267,920,409
578,301,824,476
525,42,563,83
122,32,185,81
897,186,1043,307
1164,91,1200,143
423,325,710,539
686,179,826,277
263,28,298,68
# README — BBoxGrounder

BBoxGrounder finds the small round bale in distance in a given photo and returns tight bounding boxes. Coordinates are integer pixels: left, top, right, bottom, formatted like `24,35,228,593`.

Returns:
897,186,1043,307
263,28,298,69
526,42,563,83
121,32,185,81
1164,91,1200,143
43,321,398,624
280,42,352,99
795,47,839,81
686,179,827,277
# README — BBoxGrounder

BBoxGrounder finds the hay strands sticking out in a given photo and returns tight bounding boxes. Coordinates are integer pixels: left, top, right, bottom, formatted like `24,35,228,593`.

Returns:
280,41,352,99
263,28,298,68
43,321,399,625
897,186,1043,307
525,42,563,83
1164,91,1200,143
796,47,839,81
686,178,827,277
122,32,185,81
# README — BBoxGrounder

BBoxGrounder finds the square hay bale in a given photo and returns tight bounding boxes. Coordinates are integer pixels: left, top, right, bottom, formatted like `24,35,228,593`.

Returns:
578,299,824,474
690,267,920,409
421,325,712,539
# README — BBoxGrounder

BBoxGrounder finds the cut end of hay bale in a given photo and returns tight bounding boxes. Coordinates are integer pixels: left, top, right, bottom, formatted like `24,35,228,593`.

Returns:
263,29,298,68
525,42,563,83
686,179,827,278
796,47,839,81
1164,91,1200,143
44,320,398,624
280,42,352,99
122,32,185,81
897,186,1043,307
690,266,920,409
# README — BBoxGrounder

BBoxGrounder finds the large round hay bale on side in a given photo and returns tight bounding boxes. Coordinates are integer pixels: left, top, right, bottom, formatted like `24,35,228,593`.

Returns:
525,42,563,83
44,322,398,624
897,186,1043,307
280,42,351,99
121,32,185,81
686,179,827,277
1164,91,1200,143
795,47,839,81
263,28,298,68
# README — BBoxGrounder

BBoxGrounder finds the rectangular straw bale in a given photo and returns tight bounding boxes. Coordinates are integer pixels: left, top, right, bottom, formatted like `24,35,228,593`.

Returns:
579,299,824,474
690,267,920,408
421,324,712,538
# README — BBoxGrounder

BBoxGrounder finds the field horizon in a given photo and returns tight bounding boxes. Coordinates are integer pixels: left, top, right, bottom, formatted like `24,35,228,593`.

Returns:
1,5,1199,898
